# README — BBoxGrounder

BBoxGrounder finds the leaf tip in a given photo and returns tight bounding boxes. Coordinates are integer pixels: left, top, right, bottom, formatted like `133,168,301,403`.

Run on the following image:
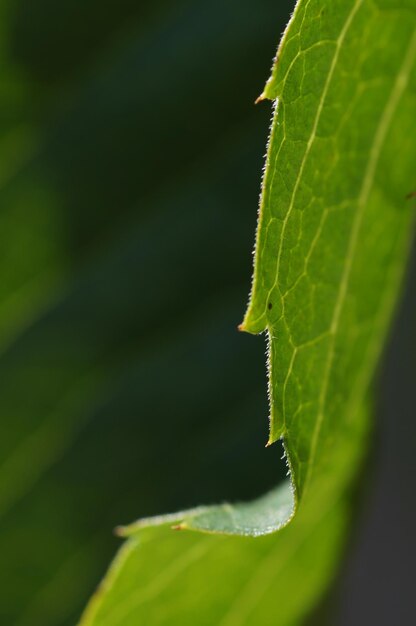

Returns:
114,525,127,537
254,93,266,105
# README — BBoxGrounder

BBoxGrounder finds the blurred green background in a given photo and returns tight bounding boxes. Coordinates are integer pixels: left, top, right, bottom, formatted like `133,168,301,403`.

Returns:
0,1,292,624
0,1,414,625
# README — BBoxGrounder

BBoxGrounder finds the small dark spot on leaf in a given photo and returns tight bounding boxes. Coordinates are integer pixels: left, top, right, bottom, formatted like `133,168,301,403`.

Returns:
268,302,273,310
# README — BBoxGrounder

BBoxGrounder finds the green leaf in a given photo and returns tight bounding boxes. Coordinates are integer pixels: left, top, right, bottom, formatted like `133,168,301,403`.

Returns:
242,0,416,503
78,0,416,623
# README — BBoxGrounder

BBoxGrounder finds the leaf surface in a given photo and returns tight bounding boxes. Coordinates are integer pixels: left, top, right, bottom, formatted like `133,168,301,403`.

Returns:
80,0,416,624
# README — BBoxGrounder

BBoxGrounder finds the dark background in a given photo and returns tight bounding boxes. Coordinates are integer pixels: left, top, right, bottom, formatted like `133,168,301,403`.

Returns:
0,1,413,625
